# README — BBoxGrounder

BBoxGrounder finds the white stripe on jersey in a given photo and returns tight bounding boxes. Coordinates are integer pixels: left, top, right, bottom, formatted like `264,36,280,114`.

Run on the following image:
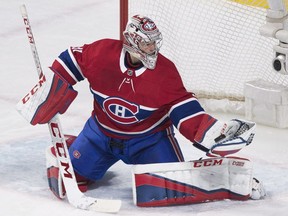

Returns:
176,111,206,130
68,47,85,78
56,57,78,83
168,97,199,116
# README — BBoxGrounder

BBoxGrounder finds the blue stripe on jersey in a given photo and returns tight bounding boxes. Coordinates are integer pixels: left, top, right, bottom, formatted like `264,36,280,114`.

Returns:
58,50,84,82
169,98,204,128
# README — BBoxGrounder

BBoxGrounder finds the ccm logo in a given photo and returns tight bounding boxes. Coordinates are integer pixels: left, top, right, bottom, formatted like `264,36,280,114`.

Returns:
22,75,46,104
50,122,72,178
23,18,34,44
193,159,223,167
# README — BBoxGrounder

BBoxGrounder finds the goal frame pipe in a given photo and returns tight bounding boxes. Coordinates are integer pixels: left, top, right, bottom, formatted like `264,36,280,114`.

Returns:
120,0,129,41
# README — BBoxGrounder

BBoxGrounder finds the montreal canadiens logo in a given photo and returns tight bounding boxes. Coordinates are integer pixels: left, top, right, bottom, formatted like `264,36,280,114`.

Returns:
73,150,81,159
142,20,156,32
103,97,139,124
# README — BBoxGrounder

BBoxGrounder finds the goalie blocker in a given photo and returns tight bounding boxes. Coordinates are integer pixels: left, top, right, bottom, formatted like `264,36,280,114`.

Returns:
132,157,265,207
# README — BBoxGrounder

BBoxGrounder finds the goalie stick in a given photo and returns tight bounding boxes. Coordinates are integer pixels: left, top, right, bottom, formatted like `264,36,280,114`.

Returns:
20,4,121,213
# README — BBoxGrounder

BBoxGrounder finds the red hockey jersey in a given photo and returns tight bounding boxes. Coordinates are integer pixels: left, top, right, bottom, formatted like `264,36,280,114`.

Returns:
51,39,206,140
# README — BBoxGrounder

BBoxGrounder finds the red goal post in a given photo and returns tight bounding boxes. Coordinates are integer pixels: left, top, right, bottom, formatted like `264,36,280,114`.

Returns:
120,0,128,42
119,0,288,112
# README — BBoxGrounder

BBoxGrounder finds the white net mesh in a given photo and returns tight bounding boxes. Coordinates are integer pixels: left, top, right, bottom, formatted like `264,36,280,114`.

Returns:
127,0,288,101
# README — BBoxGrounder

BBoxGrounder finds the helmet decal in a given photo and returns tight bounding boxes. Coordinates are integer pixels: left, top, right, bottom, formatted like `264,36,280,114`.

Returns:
142,20,157,32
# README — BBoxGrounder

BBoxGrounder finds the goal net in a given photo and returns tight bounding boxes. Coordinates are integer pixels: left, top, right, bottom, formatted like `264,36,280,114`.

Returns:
120,0,288,111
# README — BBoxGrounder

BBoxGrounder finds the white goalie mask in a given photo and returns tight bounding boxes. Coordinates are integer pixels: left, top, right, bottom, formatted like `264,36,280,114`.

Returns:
123,15,163,69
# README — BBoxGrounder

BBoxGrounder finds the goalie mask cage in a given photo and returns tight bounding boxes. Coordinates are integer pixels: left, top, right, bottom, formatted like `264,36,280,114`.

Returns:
120,0,288,112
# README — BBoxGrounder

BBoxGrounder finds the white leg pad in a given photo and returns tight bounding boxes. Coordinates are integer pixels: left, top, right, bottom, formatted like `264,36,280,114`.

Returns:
132,157,253,207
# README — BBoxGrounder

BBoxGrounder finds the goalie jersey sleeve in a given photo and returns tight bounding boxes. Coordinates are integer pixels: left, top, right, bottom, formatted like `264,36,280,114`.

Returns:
51,38,206,141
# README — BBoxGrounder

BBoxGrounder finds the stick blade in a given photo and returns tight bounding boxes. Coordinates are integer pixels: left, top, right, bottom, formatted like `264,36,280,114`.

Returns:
88,199,122,213
69,195,121,213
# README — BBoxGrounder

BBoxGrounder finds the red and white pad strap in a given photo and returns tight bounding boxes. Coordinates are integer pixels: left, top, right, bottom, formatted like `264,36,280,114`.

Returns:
132,157,253,207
